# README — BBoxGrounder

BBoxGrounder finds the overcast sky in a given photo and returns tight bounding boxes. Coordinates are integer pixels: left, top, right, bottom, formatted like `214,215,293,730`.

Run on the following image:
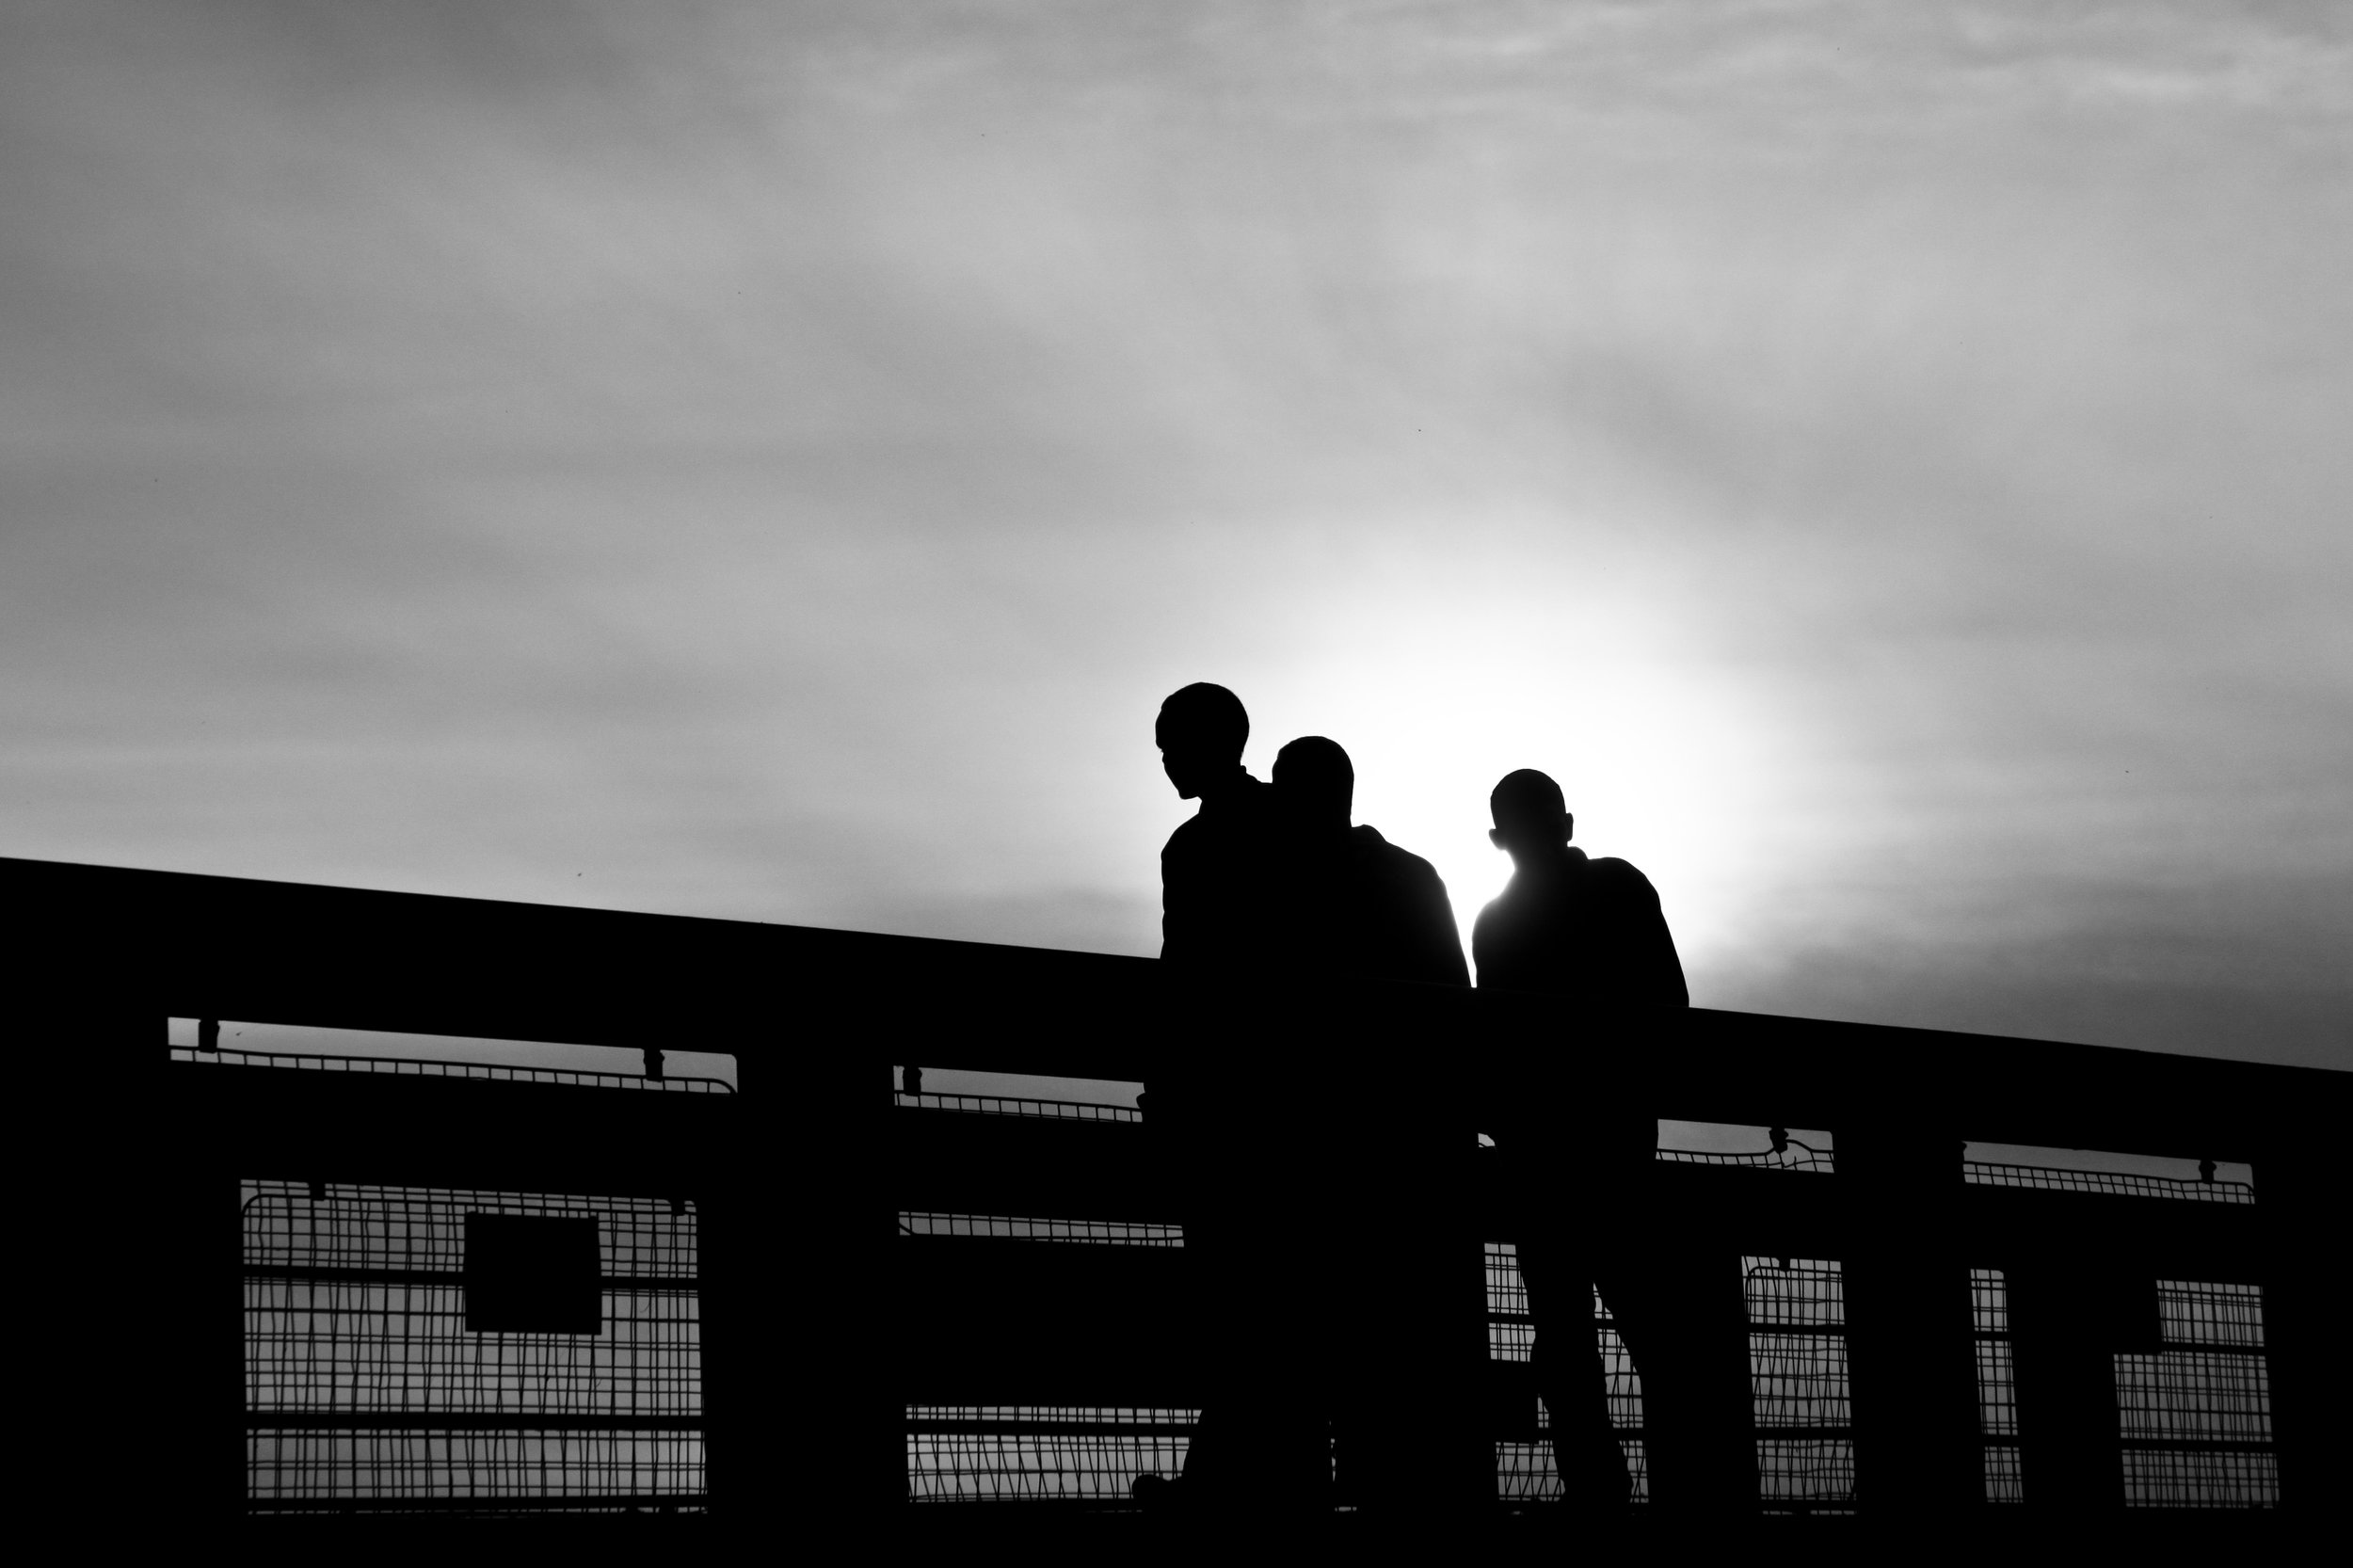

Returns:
6,2,2347,1070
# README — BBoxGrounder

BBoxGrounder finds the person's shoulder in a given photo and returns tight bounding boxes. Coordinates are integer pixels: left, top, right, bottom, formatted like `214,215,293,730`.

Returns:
1471,893,1508,941
1353,824,1442,880
1161,810,1209,856
1475,870,1534,922
1586,855,1663,903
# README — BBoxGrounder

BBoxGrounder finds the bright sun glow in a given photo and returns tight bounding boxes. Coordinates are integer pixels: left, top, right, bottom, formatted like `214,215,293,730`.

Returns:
1237,562,1802,984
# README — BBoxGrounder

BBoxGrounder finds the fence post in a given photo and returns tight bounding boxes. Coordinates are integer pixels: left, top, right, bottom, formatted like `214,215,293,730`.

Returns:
2256,1137,2350,1513
1837,1115,1981,1519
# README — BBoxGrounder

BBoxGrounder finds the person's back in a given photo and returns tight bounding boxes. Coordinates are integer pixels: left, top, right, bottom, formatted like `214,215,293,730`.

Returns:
1273,736,1469,989
1147,685,1327,1518
1470,769,1751,1518
1471,774,1685,1008
1266,737,1471,1510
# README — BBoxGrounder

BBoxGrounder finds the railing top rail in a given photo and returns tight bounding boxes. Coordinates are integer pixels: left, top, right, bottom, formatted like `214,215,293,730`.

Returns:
15,856,2346,1161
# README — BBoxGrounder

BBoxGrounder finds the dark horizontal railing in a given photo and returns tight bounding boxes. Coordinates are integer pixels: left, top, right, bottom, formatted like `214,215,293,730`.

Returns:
11,853,2337,1159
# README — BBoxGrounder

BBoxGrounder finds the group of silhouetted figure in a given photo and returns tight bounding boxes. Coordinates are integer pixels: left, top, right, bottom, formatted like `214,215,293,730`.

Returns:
1141,681,1755,1522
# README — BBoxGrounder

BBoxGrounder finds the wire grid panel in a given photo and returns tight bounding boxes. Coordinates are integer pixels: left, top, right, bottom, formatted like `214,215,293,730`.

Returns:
1484,1248,1646,1430
2116,1280,2275,1509
1972,1269,2024,1503
906,1408,1196,1503
1484,1242,1533,1362
2117,1353,2274,1445
1983,1445,2025,1505
1744,1257,1854,1511
2156,1279,2265,1348
176,1047,731,1094
899,1212,1183,1246
248,1431,705,1510
1961,1162,2253,1206
1745,1258,1850,1428
1655,1146,1835,1175
244,1181,703,1506
1487,1243,1648,1507
1974,1343,2021,1437
2121,1449,2280,1510
1497,1438,1649,1505
1596,1315,1643,1432
894,1092,1140,1124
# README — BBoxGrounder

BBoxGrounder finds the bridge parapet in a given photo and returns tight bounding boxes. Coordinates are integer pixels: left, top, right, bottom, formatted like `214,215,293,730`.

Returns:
14,856,2344,1531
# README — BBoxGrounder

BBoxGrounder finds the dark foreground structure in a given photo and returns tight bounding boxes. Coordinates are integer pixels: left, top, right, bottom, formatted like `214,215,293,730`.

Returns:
19,856,2346,1544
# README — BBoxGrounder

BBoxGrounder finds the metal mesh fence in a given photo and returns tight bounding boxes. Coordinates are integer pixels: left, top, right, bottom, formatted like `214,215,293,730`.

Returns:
1971,1269,2024,1502
898,1212,1182,1246
1483,1244,1645,1425
248,1431,705,1511
2118,1280,2276,1508
179,1047,730,1093
1962,1162,2252,1205
1745,1257,1854,1512
1485,1242,1647,1505
2156,1279,2265,1349
1656,1145,1834,1174
243,1181,703,1510
894,1092,1140,1124
1983,1445,2024,1504
906,1408,1195,1503
2118,1353,2274,1444
1496,1437,1651,1505
2121,1449,2280,1509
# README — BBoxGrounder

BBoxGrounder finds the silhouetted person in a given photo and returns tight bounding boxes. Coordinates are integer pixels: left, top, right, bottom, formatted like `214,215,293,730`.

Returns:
1156,682,1283,975
1147,683,1326,1517
1271,736,1474,1510
1473,769,1686,1008
1473,770,1749,1518
1272,736,1469,988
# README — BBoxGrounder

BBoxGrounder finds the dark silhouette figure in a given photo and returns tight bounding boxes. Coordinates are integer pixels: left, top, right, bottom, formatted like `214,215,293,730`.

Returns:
1270,735,1474,1512
1472,769,1686,1008
1272,736,1470,989
1155,682,1284,975
1472,770,1750,1517
1146,683,1327,1516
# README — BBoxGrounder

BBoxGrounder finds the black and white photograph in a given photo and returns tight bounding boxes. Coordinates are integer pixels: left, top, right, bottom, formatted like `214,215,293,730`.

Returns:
8,0,2346,1538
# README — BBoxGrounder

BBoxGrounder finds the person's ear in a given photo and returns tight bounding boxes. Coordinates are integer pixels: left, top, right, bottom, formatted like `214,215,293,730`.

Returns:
1561,811,1575,842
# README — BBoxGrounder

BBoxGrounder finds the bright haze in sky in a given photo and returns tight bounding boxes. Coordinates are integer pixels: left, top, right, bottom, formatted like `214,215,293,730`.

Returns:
5,3,2348,1070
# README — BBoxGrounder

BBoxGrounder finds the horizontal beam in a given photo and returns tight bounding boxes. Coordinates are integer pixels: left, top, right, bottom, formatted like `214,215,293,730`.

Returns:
13,856,2346,1161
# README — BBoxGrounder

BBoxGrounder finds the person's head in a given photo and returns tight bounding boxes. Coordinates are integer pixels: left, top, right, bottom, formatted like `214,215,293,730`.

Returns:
1273,735,1353,832
1489,768,1574,859
1156,682,1249,799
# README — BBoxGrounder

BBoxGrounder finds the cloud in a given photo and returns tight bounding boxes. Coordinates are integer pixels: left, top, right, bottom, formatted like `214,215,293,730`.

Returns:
2,1,2346,1066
